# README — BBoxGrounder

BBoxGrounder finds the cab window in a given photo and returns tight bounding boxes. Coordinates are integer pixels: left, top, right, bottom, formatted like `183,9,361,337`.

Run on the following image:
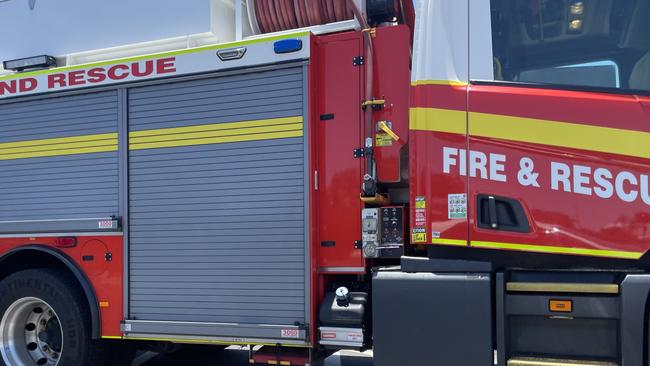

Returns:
489,0,650,92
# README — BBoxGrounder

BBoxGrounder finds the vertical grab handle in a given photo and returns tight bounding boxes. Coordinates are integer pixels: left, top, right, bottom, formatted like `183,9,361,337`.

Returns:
488,196,498,229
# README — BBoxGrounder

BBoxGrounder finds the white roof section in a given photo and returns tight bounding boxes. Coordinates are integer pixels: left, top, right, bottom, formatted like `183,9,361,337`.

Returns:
0,0,362,76
411,0,494,85
0,0,225,60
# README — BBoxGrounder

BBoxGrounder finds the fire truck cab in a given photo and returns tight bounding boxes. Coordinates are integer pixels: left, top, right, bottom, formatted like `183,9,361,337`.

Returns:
0,0,649,365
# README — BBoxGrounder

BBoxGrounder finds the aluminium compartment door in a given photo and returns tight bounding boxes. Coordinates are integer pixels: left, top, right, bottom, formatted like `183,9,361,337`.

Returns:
0,91,120,229
127,65,310,338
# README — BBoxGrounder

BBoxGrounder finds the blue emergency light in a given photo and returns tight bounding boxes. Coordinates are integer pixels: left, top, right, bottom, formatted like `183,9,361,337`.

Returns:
274,39,303,54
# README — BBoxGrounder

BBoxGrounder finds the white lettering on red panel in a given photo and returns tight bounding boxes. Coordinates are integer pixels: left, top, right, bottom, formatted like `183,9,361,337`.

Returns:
443,146,650,206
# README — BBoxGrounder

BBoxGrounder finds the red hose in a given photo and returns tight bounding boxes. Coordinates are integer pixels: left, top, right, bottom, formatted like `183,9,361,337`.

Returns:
333,0,346,21
254,0,267,33
252,0,354,33
293,0,308,27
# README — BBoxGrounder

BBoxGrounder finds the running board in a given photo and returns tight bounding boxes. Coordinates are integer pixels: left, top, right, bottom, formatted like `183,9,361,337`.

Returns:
508,358,619,366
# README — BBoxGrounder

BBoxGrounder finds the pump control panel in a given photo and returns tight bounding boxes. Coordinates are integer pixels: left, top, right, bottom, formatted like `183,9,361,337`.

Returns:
361,206,405,258
380,206,405,245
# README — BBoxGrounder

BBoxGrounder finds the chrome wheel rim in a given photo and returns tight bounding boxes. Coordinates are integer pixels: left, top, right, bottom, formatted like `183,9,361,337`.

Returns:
0,297,63,366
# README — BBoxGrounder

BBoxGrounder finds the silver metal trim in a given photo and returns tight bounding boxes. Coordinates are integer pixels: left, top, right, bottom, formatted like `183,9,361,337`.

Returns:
302,64,311,338
118,87,130,320
0,218,120,235
0,232,124,239
123,332,310,347
122,320,310,346
319,267,365,273
0,217,115,224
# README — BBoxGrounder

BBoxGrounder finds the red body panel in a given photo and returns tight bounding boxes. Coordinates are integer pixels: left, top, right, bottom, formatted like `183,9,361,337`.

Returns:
467,86,650,258
313,32,365,272
409,85,469,245
0,236,123,337
410,81,650,260
372,25,411,183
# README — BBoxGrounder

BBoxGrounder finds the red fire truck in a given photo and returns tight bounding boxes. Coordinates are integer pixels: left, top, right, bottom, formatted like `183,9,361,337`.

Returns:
0,0,649,365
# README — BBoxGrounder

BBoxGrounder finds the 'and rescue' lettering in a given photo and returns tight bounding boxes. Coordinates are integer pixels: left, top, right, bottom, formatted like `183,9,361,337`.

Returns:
47,57,177,89
0,57,177,96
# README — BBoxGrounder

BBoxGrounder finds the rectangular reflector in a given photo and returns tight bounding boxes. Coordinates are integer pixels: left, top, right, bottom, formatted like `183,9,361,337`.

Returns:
549,299,573,313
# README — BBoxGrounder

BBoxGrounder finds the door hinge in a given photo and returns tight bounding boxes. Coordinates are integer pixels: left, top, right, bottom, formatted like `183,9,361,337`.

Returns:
354,147,372,158
353,56,365,66
354,240,363,249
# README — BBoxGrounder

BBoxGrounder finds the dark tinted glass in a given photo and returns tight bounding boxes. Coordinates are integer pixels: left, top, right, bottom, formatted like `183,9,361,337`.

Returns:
490,0,650,92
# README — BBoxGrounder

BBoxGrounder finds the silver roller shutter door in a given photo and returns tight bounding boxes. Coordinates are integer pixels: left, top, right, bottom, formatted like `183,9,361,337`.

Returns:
0,91,119,224
128,66,308,327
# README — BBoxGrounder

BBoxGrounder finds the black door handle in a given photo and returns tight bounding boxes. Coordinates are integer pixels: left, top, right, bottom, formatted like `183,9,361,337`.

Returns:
477,195,530,233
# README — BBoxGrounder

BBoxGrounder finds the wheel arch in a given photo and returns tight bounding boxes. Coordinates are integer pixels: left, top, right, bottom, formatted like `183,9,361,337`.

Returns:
0,245,101,339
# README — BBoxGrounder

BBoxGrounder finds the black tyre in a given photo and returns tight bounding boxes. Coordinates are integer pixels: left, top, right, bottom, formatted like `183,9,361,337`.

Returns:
0,268,104,366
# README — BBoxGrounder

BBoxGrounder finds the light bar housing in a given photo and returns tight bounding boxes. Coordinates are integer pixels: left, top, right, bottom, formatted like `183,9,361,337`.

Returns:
3,55,57,72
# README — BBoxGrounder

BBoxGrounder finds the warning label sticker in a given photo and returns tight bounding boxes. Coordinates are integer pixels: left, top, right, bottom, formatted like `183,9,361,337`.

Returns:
414,196,427,226
375,133,394,147
98,220,115,229
415,208,427,227
281,329,300,339
411,228,427,243
448,193,467,219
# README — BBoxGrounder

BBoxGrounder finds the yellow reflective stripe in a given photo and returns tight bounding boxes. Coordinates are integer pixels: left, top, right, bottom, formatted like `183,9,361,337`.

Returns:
430,238,467,246
471,240,643,260
410,107,466,134
470,112,650,160
130,130,303,151
411,108,650,160
0,132,118,161
0,31,310,82
411,80,469,87
0,145,118,161
129,116,302,138
100,336,123,340
129,123,302,145
0,137,117,155
129,118,303,150
0,133,117,149
0,117,304,159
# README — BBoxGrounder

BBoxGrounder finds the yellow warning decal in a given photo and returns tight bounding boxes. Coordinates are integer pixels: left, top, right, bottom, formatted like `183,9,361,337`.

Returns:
375,133,393,147
411,228,427,243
